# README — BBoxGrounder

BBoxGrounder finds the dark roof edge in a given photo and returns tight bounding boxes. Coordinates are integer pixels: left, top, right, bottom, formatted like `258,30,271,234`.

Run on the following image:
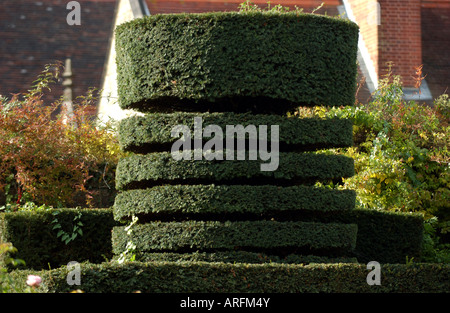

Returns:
130,0,150,17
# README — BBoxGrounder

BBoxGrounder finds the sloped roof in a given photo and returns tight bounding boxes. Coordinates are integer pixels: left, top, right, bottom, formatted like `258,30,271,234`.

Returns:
0,0,117,104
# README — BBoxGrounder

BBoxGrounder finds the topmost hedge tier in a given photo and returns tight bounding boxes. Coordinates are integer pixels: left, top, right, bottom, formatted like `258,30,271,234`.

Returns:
115,12,359,113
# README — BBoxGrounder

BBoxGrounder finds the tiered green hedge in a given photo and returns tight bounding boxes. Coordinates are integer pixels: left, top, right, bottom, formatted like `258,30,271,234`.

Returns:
113,208,423,264
112,10,360,268
0,208,424,269
0,209,118,270
333,209,424,264
113,185,356,220
119,113,353,152
12,262,449,293
115,152,355,190
112,220,358,257
123,251,357,264
115,12,359,112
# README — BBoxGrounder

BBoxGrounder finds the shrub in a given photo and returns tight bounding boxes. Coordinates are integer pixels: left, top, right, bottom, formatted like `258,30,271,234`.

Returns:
111,220,358,257
113,185,356,220
0,206,423,269
0,242,29,292
126,251,357,264
118,113,353,153
303,67,449,261
329,208,424,264
0,64,123,208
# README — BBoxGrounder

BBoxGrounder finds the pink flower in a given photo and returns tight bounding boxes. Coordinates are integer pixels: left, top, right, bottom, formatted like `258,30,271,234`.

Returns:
26,275,42,287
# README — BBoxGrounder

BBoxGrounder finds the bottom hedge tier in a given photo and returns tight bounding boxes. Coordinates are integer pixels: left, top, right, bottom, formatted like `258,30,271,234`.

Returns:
11,261,450,293
111,220,358,257
112,251,357,264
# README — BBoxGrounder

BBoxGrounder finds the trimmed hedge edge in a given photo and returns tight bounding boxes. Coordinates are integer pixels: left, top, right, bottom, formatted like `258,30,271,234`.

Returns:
115,152,355,190
113,185,356,221
111,220,358,255
115,12,359,112
112,251,358,265
119,113,354,153
10,261,449,293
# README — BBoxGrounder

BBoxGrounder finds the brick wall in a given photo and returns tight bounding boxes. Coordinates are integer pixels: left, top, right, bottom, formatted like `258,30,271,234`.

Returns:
378,0,422,87
346,0,423,88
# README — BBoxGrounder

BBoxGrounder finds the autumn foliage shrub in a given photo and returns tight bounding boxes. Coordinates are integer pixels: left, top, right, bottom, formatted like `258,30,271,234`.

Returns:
298,67,449,262
0,64,123,209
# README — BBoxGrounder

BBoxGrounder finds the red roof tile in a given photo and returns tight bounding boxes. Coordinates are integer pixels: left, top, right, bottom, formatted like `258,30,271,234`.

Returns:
0,0,117,104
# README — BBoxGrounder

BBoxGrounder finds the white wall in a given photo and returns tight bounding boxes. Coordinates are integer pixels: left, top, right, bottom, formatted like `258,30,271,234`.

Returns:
97,0,144,125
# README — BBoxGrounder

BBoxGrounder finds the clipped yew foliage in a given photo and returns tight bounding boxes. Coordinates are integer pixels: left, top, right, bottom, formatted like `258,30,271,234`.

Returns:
112,220,357,255
118,113,353,153
115,152,355,190
113,185,356,220
115,11,359,112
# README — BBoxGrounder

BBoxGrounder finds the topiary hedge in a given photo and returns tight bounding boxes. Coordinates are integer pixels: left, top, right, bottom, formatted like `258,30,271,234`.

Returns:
111,220,358,257
118,113,354,153
115,152,355,190
11,261,449,293
0,207,424,269
110,9,361,267
108,8,426,279
120,251,357,264
113,185,356,220
333,209,424,264
115,12,359,113
111,207,423,265
0,209,118,270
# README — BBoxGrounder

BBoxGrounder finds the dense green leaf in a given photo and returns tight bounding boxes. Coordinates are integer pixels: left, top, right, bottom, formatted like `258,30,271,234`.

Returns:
115,152,355,190
115,12,359,112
